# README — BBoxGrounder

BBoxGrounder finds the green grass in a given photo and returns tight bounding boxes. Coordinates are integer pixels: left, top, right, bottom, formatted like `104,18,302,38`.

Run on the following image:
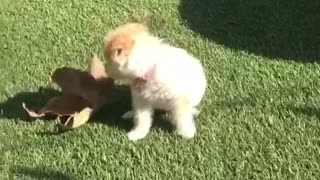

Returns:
1,0,320,179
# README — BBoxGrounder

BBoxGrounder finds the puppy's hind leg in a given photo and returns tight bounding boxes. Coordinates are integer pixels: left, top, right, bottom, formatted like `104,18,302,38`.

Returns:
172,95,196,139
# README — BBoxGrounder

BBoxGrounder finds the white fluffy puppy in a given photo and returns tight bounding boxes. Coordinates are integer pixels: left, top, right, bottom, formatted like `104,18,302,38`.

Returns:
104,23,207,141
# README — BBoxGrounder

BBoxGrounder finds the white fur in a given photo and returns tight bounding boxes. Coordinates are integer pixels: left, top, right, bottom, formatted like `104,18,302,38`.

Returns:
122,108,200,120
110,35,207,141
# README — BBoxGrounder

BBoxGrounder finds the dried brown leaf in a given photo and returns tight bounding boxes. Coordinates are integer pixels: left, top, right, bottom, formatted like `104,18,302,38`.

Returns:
38,94,89,116
22,103,45,118
22,94,89,117
51,55,114,109
58,107,92,131
23,55,114,130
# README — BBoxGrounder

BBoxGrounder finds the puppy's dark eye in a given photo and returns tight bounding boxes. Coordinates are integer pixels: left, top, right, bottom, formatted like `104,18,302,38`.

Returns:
116,48,122,55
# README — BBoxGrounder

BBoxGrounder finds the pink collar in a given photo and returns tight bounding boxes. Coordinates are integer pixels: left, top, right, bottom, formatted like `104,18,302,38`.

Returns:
132,66,156,92
140,65,155,81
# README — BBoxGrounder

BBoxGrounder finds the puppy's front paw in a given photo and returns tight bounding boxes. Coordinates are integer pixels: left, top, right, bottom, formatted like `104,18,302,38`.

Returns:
192,108,200,117
121,111,134,119
177,122,196,139
127,129,148,141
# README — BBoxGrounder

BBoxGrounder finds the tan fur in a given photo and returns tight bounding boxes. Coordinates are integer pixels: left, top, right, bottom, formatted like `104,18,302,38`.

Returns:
104,33,134,64
104,22,149,43
104,23,149,79
104,23,149,63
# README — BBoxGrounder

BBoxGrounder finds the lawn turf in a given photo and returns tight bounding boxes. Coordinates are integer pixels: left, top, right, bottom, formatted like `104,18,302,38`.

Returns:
1,0,320,179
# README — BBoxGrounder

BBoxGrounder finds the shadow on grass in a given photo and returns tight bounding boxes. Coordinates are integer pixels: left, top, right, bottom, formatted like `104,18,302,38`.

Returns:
0,87,61,120
287,105,320,119
0,85,173,134
179,0,320,62
11,166,74,180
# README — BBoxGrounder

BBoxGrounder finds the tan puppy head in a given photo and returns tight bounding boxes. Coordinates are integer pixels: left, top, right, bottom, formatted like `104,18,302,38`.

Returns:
105,33,134,67
104,23,149,79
